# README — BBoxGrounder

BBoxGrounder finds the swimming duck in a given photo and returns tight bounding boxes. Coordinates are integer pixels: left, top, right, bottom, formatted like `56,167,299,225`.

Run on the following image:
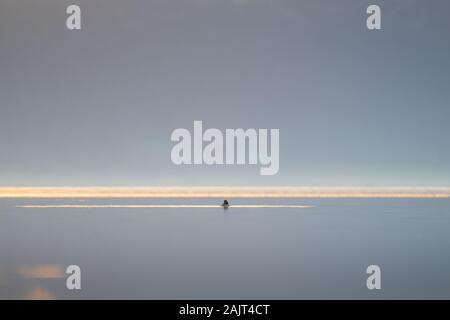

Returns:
221,200,229,208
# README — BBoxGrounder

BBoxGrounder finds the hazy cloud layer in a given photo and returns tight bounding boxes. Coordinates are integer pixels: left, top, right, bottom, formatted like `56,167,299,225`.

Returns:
0,0,449,186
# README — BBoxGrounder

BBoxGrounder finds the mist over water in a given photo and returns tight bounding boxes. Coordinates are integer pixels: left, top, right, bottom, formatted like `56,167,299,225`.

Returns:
1,198,450,299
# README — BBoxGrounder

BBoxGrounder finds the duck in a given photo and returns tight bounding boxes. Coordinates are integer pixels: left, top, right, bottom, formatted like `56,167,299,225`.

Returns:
221,200,229,208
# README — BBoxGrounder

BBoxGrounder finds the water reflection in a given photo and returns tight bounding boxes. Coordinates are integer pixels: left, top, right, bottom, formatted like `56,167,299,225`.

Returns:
24,286,56,300
17,264,64,279
0,264,64,300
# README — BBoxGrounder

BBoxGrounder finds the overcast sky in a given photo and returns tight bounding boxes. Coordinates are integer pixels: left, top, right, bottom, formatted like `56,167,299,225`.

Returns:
0,0,449,186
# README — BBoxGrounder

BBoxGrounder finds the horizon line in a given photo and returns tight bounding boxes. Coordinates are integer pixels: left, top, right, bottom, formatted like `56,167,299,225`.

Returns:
1,186,450,198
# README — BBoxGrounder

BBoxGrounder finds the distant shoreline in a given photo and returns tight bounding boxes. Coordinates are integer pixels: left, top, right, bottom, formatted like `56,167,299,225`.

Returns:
0,187,449,198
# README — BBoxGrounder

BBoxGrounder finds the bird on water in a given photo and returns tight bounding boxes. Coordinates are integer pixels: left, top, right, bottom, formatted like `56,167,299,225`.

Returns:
221,200,229,208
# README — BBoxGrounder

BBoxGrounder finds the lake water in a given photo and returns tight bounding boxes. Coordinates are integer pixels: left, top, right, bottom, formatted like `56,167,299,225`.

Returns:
0,198,449,299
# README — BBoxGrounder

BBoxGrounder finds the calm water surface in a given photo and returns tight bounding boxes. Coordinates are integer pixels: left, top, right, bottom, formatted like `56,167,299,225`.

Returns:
0,198,449,299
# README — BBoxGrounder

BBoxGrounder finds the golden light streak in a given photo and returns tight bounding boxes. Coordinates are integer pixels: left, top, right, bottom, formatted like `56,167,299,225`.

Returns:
17,204,313,209
17,264,65,279
23,286,56,300
1,187,450,198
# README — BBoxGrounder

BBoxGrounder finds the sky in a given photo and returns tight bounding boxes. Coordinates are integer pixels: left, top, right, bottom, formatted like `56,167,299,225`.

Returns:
0,0,449,187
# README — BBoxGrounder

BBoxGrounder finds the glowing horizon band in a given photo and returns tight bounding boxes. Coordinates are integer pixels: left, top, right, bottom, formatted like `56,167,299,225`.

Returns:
2,187,450,198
